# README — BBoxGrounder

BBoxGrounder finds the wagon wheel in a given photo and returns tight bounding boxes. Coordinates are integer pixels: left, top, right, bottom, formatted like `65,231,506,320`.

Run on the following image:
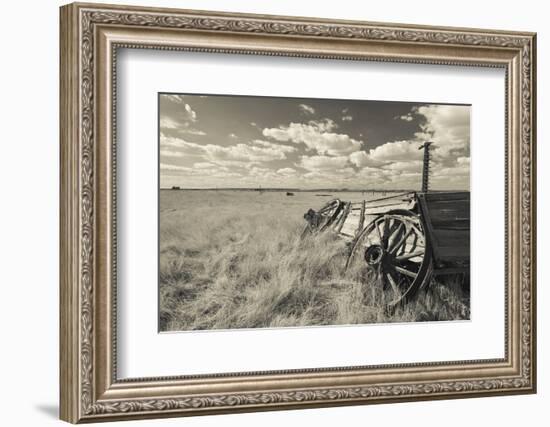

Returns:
301,199,344,237
345,209,433,308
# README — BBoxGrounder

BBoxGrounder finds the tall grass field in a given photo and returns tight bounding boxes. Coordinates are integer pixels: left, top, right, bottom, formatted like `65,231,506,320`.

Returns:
160,190,470,332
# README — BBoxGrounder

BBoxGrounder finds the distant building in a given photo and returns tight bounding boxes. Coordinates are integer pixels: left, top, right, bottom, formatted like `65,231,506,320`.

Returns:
171,186,181,190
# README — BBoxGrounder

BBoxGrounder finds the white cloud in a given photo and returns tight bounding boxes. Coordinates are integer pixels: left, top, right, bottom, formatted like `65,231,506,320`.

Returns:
298,155,349,171
193,162,222,170
399,114,414,122
160,149,184,158
249,166,277,178
252,139,296,153
160,135,205,155
349,151,383,168
162,161,242,179
382,160,424,173
205,143,288,162
160,134,293,163
368,140,423,162
184,103,197,122
263,119,362,156
414,104,470,160
179,128,206,136
277,167,298,176
457,156,470,166
163,94,185,104
160,116,179,129
299,104,315,115
160,97,198,133
160,163,192,172
229,133,238,139
342,115,353,121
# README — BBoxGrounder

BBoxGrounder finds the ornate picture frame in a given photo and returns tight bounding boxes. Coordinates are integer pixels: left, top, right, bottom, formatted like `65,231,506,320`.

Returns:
60,2,536,423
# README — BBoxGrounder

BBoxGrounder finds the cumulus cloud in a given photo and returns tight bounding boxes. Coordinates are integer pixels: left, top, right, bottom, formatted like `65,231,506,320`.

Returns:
298,155,349,171
368,140,424,162
162,161,242,180
160,116,179,130
162,95,198,124
192,162,222,170
382,160,424,173
179,128,206,136
414,104,470,160
160,163,192,172
164,94,185,104
348,105,470,187
349,151,384,168
277,167,298,176
183,103,197,122
160,134,294,163
160,98,469,190
252,139,297,153
263,119,362,156
299,104,315,115
160,149,184,158
457,156,470,166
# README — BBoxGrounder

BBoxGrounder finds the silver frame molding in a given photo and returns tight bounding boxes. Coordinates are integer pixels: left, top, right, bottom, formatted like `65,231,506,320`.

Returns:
60,2,536,423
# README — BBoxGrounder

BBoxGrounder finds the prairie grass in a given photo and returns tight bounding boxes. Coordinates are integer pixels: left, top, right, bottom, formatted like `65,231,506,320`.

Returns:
159,190,470,332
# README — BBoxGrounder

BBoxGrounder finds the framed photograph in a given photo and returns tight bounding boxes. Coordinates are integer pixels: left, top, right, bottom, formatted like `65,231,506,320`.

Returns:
60,2,537,423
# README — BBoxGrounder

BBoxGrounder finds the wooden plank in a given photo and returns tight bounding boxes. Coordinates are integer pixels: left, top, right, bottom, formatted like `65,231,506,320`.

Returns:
430,228,470,262
356,200,366,237
426,200,470,216
423,191,470,202
417,192,471,264
336,203,351,233
430,220,470,230
435,246,470,261
431,229,470,244
429,209,470,224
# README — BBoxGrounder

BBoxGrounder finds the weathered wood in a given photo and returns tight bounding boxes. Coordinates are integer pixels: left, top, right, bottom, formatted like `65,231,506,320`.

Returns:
418,192,470,264
426,201,470,226
336,202,351,233
421,191,470,202
356,200,366,237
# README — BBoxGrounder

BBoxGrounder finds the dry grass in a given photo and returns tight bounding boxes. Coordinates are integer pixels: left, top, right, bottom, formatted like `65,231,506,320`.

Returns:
159,190,470,332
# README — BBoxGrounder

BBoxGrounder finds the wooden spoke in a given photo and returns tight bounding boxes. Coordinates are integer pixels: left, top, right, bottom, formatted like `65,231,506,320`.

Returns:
379,270,388,291
390,226,413,254
395,250,425,261
394,265,418,278
345,208,433,309
386,272,400,299
410,228,418,252
382,216,390,248
375,220,383,242
388,223,406,253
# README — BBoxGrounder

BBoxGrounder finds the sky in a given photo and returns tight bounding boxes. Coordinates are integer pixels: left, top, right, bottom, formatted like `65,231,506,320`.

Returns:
159,93,470,190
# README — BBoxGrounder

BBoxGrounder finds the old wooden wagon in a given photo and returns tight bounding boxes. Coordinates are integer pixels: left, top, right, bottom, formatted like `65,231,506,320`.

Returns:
302,143,470,308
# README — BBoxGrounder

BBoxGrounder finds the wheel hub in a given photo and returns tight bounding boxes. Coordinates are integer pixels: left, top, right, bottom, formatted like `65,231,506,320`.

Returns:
364,245,385,266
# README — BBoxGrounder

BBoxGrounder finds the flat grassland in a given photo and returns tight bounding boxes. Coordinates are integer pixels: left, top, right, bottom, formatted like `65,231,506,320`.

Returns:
160,190,470,332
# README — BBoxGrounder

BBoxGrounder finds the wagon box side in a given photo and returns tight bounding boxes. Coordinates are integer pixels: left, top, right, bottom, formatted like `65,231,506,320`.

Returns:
416,192,470,268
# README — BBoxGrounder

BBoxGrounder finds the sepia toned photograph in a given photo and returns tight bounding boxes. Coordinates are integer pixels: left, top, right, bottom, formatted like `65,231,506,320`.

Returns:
158,93,471,332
